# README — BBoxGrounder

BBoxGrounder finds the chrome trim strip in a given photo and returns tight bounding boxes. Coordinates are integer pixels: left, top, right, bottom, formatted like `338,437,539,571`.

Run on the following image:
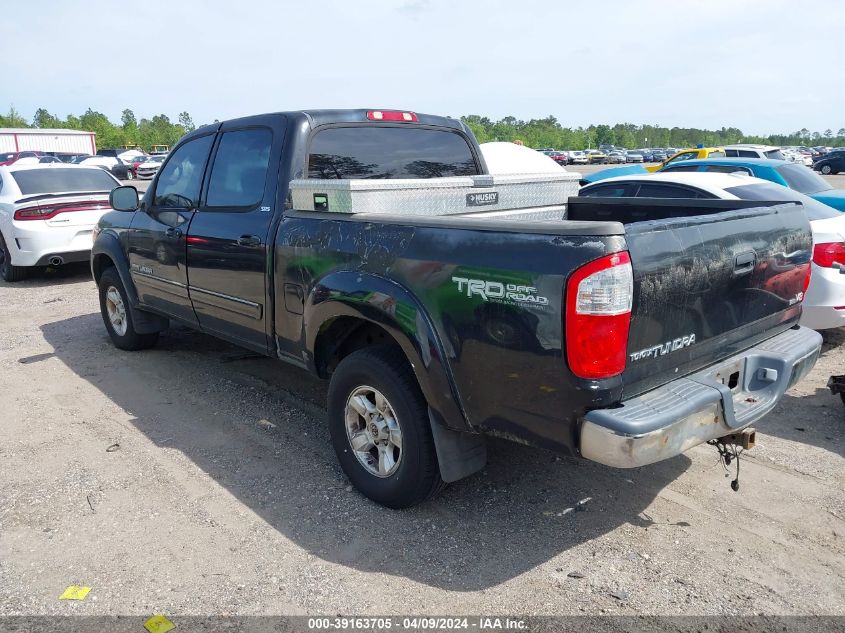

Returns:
133,271,186,288
132,271,188,299
189,285,263,320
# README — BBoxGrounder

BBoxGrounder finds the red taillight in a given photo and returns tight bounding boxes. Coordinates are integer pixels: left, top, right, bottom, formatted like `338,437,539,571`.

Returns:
366,110,418,122
565,252,633,379
802,262,812,298
812,242,845,268
14,201,108,221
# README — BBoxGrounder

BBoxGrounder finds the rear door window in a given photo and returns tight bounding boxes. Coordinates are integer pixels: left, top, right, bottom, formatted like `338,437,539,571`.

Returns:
206,128,273,208
308,126,479,179
726,149,759,158
700,165,753,175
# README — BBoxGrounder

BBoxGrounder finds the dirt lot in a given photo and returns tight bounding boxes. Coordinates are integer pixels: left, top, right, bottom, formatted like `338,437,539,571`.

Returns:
1,196,844,619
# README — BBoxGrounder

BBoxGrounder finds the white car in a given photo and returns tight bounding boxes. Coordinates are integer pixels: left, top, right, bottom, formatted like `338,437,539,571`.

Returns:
781,148,814,167
579,172,845,330
136,155,166,179
0,164,120,281
723,144,786,161
567,150,589,165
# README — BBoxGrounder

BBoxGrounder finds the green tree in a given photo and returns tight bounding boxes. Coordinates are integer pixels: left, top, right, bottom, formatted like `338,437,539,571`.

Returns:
178,111,195,133
594,124,615,146
121,109,138,146
32,108,59,128
0,105,28,128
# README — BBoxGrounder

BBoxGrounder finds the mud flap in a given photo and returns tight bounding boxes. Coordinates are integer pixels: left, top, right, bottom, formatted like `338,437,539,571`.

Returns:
428,408,487,483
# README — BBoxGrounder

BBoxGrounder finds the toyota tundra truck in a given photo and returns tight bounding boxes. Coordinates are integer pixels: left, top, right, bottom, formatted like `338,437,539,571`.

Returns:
91,109,822,508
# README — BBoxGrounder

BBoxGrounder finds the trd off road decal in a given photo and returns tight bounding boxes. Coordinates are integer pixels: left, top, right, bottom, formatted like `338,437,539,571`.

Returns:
452,277,549,307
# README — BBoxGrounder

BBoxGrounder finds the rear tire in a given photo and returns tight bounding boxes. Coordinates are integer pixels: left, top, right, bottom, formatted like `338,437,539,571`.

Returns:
328,347,444,508
98,266,159,350
0,233,30,282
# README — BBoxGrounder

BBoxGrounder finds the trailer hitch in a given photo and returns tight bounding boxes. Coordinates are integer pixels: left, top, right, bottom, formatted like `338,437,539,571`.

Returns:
708,428,756,491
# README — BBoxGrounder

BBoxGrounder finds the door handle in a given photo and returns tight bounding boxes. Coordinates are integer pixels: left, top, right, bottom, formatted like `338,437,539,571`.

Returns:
733,251,756,276
165,227,182,238
237,235,261,247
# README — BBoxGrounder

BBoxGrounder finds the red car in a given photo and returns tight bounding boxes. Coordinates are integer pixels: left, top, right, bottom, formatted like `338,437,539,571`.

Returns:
549,151,569,166
0,151,44,166
130,155,150,177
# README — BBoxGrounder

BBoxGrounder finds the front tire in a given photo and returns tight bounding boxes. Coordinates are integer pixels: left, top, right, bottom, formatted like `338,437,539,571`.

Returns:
821,165,832,175
328,347,443,508
0,233,30,282
98,266,159,350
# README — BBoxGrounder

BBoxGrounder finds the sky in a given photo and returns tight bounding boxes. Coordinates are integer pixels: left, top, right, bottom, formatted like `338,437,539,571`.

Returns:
3,0,843,136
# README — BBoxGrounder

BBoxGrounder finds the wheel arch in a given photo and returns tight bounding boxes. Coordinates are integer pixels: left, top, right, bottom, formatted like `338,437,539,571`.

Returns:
91,231,168,334
305,271,470,433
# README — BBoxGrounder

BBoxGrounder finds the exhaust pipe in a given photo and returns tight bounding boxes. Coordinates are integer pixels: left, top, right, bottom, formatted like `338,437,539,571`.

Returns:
48,256,64,266
719,428,756,450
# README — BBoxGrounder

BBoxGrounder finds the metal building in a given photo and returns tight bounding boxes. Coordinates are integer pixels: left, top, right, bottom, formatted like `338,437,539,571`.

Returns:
0,128,96,154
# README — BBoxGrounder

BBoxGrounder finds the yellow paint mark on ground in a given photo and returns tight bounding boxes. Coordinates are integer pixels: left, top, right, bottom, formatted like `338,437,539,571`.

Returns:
58,585,91,600
144,615,175,633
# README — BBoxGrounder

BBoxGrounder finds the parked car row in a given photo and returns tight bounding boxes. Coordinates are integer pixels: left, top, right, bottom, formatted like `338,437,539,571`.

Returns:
535,143,845,171
0,148,168,180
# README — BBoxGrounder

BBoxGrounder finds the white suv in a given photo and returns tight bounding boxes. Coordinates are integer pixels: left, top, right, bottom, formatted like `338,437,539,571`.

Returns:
723,144,786,161
0,164,120,281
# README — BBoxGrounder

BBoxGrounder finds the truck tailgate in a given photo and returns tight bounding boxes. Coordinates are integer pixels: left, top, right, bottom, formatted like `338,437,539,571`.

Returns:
568,198,813,398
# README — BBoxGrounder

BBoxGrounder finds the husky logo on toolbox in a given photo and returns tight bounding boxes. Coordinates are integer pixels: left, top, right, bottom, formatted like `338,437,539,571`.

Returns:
466,192,499,207
452,277,549,306
630,334,697,362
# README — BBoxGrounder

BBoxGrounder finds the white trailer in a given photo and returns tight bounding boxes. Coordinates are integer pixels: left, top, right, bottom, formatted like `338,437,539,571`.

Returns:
0,128,96,155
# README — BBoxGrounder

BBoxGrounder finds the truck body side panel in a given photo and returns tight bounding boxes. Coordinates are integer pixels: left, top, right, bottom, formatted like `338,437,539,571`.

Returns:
274,213,627,453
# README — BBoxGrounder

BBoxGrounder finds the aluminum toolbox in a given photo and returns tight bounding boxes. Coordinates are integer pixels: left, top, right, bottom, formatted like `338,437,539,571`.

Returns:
289,172,581,216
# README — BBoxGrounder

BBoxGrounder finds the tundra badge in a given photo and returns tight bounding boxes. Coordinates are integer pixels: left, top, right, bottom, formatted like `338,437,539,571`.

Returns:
630,334,696,362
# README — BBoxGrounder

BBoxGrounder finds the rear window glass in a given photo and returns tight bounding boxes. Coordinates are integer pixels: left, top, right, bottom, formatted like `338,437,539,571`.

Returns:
725,183,840,221
0,153,16,162
579,184,632,197
661,165,701,173
764,149,785,160
11,168,118,195
636,183,714,198
776,164,831,194
308,126,479,179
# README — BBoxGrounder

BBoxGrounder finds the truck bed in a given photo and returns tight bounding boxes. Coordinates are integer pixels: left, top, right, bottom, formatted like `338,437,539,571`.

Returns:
277,195,812,454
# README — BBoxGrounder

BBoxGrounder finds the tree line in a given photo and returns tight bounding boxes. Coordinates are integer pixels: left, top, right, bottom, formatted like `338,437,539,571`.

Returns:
2,106,844,152
460,115,845,150
0,106,199,151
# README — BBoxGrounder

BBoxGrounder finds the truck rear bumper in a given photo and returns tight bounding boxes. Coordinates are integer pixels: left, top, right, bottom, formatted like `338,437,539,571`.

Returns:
579,326,822,469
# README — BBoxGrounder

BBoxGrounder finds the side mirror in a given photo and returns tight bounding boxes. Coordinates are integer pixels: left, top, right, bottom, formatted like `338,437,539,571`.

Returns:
110,185,139,211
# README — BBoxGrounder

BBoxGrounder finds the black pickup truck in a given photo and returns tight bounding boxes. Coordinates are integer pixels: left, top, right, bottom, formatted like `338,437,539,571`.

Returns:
92,109,822,507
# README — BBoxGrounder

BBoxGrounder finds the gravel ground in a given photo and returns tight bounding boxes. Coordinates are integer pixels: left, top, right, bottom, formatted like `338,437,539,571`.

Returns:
0,202,844,620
